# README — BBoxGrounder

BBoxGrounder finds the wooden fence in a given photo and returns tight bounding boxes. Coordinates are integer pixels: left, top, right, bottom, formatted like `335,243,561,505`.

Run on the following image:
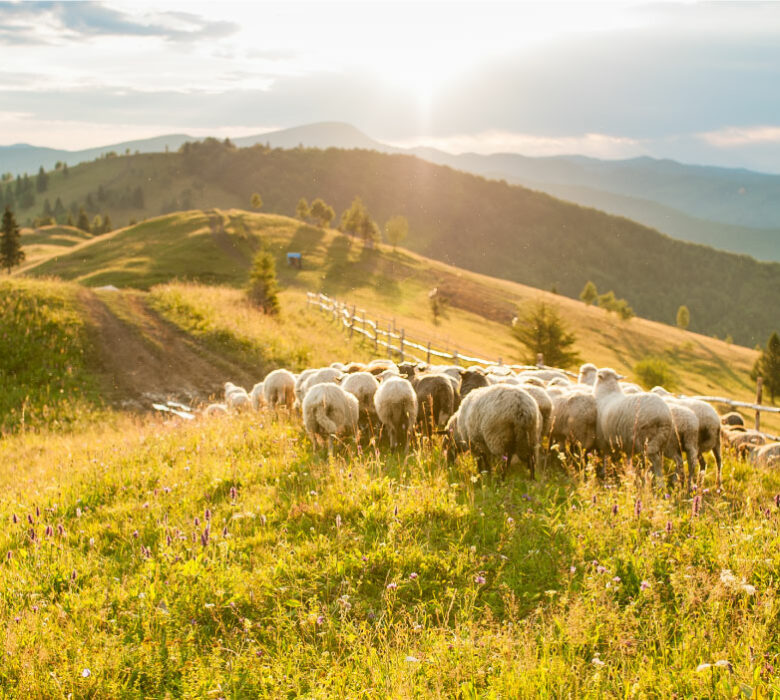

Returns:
307,291,780,437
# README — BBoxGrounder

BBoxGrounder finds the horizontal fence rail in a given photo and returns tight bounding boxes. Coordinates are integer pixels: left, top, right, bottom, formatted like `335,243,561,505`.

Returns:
307,291,778,437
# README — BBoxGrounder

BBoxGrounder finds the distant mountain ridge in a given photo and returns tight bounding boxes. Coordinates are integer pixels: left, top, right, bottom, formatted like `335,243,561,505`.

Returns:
2,121,779,261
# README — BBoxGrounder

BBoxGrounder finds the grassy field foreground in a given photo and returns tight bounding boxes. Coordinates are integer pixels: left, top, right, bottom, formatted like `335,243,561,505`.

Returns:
2,407,780,697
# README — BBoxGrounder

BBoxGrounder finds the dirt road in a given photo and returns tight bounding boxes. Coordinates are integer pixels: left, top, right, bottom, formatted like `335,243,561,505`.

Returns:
78,288,257,409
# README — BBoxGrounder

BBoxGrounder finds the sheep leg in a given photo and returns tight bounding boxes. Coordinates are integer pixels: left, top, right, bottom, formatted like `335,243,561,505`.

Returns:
685,447,698,493
713,443,723,491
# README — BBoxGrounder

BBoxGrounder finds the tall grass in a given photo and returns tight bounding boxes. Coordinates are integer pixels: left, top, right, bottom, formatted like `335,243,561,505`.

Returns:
148,282,375,372
1,407,779,696
0,277,102,434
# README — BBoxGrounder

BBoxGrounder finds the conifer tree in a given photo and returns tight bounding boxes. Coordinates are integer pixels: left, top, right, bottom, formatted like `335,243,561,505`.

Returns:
247,247,280,315
0,206,24,273
511,301,581,368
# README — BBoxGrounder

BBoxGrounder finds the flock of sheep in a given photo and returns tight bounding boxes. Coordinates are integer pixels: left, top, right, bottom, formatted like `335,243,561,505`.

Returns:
210,359,780,488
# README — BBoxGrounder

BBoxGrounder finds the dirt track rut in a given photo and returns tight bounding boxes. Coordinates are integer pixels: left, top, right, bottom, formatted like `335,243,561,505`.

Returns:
79,289,257,409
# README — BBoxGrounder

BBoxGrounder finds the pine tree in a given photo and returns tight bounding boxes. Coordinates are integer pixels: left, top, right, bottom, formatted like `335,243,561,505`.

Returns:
247,247,280,315
76,207,91,233
1,206,25,273
102,214,113,233
676,305,690,330
309,198,335,228
752,331,780,403
511,300,581,368
580,280,598,305
295,198,310,221
250,193,263,210
36,165,48,193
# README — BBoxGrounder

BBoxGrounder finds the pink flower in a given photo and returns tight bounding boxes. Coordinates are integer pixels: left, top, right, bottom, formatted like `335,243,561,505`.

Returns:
640,580,651,591
596,565,607,574
474,575,486,585
409,572,418,580
386,582,397,591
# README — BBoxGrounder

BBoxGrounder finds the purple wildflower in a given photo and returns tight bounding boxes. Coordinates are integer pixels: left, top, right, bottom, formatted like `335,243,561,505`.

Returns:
640,580,651,591
28,528,35,541
316,615,325,626
775,494,780,509
409,572,418,580
200,528,210,547
204,509,211,521
222,525,229,537
230,486,237,501
6,551,11,560
71,570,77,581
27,514,34,525
692,494,701,517
474,575,486,585
57,523,64,536
386,582,397,591
634,499,642,518
132,530,139,539
596,565,607,574
166,534,172,546
612,576,621,583
194,516,200,526
611,503,618,516
12,514,17,524
665,521,673,534
591,495,597,505
35,506,40,518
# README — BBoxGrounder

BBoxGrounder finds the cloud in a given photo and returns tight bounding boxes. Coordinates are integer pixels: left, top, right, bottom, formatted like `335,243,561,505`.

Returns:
0,1,239,45
698,126,780,148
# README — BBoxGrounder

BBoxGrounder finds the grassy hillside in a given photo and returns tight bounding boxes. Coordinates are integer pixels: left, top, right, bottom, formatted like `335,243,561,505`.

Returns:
18,225,93,267
7,143,779,345
0,278,103,434
22,208,775,432
1,396,779,695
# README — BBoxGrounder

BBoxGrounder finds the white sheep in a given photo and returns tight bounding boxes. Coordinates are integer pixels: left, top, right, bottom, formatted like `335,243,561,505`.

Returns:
302,383,359,452
663,401,699,487
652,387,723,487
519,383,552,439
341,371,380,426
224,382,250,411
455,384,541,478
262,369,296,409
301,367,343,396
748,442,780,468
593,368,673,483
203,402,229,417
373,377,418,451
250,381,266,411
294,368,319,410
578,363,598,386
548,388,598,465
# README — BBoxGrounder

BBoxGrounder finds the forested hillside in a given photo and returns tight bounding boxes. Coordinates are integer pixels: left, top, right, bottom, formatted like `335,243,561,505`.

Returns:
6,140,779,345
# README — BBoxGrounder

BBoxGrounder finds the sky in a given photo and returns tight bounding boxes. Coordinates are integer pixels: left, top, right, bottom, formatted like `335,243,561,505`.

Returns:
2,1,780,172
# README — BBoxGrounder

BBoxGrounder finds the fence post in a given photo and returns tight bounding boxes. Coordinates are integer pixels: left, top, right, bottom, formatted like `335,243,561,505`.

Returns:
756,376,763,431
453,350,459,367
388,322,393,359
392,318,396,336
536,353,544,368
349,305,356,339
374,320,379,353
426,341,431,364
400,329,405,362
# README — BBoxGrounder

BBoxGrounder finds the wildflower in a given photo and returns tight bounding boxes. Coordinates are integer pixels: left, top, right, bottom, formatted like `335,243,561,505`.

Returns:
765,508,772,519
194,516,200,526
166,534,172,546
230,486,237,501
205,509,211,521
714,660,733,672
696,663,712,672
35,506,40,518
775,494,780,509
335,514,342,529
742,583,756,596
28,528,35,541
634,499,642,518
591,495,597,505
570,566,576,574
405,655,420,663
88,537,95,547
720,569,738,586
12,514,17,524
506,516,515,526
201,528,210,547
522,493,531,501
76,507,82,518
592,657,606,667
57,523,64,536
409,572,418,580
132,530,139,539
665,521,673,534
612,576,621,584
394,504,398,517
6,551,11,560
81,668,91,678
640,580,651,591
142,502,149,509
71,570,77,581
316,615,325,626
596,565,607,574
474,575,486,585
692,494,701,517
386,582,398,591
45,525,53,537
27,514,34,525
222,525,228,537
611,503,618,516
